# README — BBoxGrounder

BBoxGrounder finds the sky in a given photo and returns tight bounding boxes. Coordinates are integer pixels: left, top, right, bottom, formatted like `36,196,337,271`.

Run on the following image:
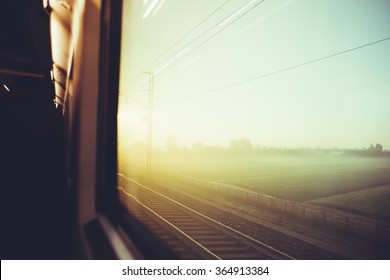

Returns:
118,0,390,150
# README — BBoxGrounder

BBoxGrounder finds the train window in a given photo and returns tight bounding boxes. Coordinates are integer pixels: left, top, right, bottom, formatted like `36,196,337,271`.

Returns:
117,0,390,259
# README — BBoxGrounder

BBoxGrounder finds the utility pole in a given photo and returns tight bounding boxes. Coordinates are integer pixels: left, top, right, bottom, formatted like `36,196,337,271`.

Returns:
146,72,154,176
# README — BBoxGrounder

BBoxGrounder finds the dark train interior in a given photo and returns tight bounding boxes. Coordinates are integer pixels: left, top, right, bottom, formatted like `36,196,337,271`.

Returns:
0,0,71,259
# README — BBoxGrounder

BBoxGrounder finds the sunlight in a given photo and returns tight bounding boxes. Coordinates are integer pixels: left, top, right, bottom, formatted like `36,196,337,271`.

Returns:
118,108,145,126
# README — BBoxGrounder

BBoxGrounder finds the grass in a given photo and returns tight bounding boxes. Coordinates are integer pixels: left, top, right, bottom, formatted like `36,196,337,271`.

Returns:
309,184,390,220
149,154,390,219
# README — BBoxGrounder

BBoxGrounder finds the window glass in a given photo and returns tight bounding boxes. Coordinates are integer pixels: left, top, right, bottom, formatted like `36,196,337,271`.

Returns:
117,0,390,259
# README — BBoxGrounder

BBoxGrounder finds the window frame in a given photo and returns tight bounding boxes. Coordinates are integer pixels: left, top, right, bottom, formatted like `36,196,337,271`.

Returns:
95,0,179,259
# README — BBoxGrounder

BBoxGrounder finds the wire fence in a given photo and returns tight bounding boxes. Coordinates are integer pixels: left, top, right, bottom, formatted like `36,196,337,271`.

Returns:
175,175,390,243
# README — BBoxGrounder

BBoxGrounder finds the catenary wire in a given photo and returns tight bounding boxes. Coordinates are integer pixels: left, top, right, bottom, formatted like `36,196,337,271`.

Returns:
155,36,390,106
143,0,233,72
149,0,266,76
123,0,233,91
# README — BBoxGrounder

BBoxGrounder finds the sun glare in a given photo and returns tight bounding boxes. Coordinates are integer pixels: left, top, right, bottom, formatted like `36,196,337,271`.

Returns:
118,109,144,126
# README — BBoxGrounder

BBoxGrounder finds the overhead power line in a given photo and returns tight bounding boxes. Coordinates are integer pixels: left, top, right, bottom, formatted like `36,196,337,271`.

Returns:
149,0,266,76
119,93,148,108
119,89,149,95
143,0,233,72
155,36,390,106
127,0,233,88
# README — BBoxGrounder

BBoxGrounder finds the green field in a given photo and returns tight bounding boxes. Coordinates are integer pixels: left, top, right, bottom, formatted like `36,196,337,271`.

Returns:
150,154,390,219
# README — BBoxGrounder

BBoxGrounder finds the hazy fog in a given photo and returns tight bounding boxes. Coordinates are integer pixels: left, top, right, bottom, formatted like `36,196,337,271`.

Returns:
118,0,390,151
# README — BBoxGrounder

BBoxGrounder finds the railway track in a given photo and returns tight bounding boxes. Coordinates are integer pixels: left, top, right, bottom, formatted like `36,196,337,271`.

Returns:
118,175,294,260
